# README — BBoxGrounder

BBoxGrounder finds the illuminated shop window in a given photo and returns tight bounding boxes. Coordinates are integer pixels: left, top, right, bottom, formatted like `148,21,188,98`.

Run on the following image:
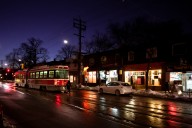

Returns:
149,69,162,86
170,72,182,81
88,71,96,83
69,75,74,82
124,71,145,85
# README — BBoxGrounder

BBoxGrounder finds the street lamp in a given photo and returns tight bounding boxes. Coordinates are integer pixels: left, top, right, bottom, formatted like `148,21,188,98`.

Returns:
4,63,7,66
18,59,24,69
63,40,68,44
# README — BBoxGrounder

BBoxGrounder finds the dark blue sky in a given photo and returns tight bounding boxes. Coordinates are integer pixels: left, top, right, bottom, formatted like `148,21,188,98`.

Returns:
0,0,191,62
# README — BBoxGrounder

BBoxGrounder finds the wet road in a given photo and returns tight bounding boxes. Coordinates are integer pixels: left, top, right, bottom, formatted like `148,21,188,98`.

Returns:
1,82,192,128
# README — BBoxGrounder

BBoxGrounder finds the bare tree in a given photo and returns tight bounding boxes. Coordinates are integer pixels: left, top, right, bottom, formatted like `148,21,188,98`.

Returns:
84,33,113,54
5,48,21,69
107,22,131,48
83,40,94,54
107,17,184,49
55,44,76,61
19,37,49,67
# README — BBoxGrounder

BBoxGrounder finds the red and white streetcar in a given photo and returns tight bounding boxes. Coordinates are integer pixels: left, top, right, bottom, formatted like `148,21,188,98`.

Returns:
14,69,28,87
15,65,69,92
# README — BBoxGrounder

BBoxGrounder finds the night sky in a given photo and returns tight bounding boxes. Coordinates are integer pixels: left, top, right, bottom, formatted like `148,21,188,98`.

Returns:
0,0,191,62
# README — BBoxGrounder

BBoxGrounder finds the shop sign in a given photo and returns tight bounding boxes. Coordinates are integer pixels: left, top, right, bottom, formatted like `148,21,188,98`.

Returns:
101,56,107,64
174,65,192,70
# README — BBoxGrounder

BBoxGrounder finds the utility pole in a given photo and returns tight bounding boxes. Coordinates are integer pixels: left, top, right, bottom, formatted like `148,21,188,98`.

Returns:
73,17,86,85
146,48,153,91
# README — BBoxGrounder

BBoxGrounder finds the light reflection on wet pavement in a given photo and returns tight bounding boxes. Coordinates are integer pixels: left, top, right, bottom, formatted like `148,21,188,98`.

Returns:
2,85,192,128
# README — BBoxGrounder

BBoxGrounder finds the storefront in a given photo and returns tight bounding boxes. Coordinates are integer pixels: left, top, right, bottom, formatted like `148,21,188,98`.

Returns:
84,69,118,86
99,70,118,84
87,71,97,83
166,65,192,91
125,71,145,85
185,72,192,90
168,71,192,91
124,69,162,88
124,62,164,90
69,75,76,83
148,69,162,86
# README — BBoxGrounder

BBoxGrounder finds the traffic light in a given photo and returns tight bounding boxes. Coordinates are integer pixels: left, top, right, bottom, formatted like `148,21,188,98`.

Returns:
21,63,24,69
7,68,10,72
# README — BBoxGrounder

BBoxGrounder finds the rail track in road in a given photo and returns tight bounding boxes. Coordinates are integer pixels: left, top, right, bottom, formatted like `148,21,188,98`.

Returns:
15,88,192,128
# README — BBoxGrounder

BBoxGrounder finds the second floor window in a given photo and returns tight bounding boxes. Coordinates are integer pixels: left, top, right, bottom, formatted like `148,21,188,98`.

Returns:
128,51,134,61
146,47,157,59
172,43,186,56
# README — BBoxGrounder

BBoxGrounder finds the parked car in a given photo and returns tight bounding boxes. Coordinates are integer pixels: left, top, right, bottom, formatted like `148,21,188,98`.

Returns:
98,81,132,96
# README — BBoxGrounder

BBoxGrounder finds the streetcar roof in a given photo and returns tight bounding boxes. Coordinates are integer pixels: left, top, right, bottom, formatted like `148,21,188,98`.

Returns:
14,65,69,74
29,65,69,71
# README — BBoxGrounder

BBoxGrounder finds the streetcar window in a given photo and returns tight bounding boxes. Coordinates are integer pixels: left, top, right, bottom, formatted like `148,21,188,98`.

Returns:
19,74,22,79
32,72,35,78
36,72,39,78
30,73,33,78
49,71,54,78
40,71,43,78
21,74,24,79
64,70,69,79
44,71,47,78
55,70,59,78
55,70,69,79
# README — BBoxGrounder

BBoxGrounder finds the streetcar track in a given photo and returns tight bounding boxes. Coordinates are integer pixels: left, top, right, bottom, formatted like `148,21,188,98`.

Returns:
63,92,192,127
69,95,192,127
19,89,145,127
16,88,192,127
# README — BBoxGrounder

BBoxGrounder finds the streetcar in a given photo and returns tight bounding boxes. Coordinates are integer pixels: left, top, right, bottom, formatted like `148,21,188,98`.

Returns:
14,69,28,87
14,65,69,91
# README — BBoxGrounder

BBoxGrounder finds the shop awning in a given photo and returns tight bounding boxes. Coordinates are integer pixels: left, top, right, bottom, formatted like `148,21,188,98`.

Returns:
124,62,165,71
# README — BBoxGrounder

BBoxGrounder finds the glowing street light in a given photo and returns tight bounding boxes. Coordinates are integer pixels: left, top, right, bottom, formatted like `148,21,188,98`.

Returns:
63,40,68,44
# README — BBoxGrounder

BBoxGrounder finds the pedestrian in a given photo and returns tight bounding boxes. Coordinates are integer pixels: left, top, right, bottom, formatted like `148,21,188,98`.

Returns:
66,80,71,93
85,77,88,86
164,82,170,93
